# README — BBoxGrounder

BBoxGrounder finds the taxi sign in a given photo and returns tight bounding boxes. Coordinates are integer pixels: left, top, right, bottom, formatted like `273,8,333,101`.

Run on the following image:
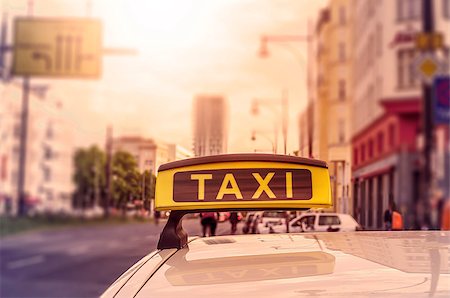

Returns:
155,154,331,211
12,18,102,78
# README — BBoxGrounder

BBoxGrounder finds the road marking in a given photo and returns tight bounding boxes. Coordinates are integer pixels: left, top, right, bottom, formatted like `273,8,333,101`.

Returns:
7,255,44,270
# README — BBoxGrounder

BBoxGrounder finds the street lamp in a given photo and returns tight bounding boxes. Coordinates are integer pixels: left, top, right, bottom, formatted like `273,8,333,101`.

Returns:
251,130,276,154
258,24,314,158
251,90,288,154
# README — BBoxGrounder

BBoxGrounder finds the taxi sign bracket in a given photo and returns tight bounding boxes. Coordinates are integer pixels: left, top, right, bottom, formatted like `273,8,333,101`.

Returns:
158,211,188,250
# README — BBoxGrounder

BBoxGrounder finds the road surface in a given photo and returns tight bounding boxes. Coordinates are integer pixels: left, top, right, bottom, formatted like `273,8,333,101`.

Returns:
0,218,241,298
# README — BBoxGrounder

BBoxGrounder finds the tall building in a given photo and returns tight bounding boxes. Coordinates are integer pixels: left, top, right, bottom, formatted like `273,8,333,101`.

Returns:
299,0,354,213
0,83,74,215
193,95,228,157
351,0,450,229
112,136,192,174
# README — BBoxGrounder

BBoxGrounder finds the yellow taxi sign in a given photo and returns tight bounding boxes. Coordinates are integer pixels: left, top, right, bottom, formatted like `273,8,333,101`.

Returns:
155,154,332,211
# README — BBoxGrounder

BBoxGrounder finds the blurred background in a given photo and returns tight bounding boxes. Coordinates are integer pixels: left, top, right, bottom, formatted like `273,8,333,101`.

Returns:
0,0,449,297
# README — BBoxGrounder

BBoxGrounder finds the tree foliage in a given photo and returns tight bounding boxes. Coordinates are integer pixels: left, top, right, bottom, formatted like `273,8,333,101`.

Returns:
72,147,156,214
72,146,106,209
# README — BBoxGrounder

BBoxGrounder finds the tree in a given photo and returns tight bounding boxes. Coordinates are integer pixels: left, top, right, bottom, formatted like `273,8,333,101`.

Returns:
72,146,106,210
140,170,156,210
73,147,152,217
111,151,141,213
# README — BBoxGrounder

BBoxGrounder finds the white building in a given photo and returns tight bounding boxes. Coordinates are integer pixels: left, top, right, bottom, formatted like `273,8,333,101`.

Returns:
193,95,228,157
112,136,192,174
0,82,74,215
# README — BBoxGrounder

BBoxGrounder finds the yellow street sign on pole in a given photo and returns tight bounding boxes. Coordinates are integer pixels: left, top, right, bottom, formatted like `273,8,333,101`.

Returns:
415,32,444,50
12,18,102,78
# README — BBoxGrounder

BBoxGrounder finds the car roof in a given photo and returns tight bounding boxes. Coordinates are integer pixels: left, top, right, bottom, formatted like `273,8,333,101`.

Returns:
110,231,450,298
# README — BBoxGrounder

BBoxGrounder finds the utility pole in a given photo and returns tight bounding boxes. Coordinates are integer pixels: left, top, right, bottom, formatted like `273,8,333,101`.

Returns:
16,0,34,216
420,0,434,228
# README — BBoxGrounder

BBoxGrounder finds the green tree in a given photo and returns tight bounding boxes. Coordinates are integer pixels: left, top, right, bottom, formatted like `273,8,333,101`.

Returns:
111,151,141,213
72,146,106,210
140,170,156,210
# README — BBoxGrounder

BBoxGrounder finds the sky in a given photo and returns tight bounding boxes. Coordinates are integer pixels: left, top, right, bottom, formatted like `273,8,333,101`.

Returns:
1,0,327,154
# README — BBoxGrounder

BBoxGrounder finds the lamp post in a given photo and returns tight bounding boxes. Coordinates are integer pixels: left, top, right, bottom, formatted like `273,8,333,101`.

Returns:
251,130,276,154
251,90,288,154
258,22,314,157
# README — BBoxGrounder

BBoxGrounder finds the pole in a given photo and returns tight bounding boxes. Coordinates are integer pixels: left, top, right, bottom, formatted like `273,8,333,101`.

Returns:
307,19,314,158
0,12,8,79
104,125,112,218
17,78,30,216
282,89,288,155
420,0,434,228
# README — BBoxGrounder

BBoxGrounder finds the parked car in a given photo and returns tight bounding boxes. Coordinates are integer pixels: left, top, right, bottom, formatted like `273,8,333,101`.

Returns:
251,211,289,234
271,212,361,233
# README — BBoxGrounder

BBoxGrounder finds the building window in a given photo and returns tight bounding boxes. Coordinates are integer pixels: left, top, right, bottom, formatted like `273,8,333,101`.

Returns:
339,43,346,62
377,132,384,154
338,119,345,144
43,166,51,182
376,24,383,57
339,6,346,25
354,148,359,165
445,0,450,18
46,123,54,139
397,48,419,89
397,0,421,21
44,146,52,160
338,80,346,101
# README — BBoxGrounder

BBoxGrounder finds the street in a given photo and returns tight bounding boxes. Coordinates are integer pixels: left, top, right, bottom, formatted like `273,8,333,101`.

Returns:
0,218,240,298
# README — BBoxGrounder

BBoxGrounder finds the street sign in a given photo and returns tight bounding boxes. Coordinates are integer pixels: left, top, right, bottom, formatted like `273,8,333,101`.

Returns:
12,18,102,78
415,32,445,50
414,53,446,84
433,76,450,125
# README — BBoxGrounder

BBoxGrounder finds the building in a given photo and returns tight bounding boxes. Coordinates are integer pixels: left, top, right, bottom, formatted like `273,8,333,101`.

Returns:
0,83,74,215
112,136,192,174
193,95,228,157
351,0,450,229
299,0,353,213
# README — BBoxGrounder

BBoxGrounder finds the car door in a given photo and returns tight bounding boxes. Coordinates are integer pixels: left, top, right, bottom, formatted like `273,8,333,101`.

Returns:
317,215,341,232
291,215,316,232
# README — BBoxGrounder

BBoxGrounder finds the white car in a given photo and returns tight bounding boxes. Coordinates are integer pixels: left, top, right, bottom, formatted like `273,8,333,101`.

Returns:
252,210,289,234
271,212,361,233
102,154,450,298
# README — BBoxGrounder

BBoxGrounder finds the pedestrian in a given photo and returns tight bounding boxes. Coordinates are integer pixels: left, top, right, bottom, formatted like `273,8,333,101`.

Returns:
383,202,393,231
154,210,161,225
441,199,450,230
229,212,239,234
200,212,218,237
391,202,404,231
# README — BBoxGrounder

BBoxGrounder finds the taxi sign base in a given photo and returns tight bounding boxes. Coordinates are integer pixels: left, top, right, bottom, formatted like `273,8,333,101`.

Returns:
157,211,188,250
